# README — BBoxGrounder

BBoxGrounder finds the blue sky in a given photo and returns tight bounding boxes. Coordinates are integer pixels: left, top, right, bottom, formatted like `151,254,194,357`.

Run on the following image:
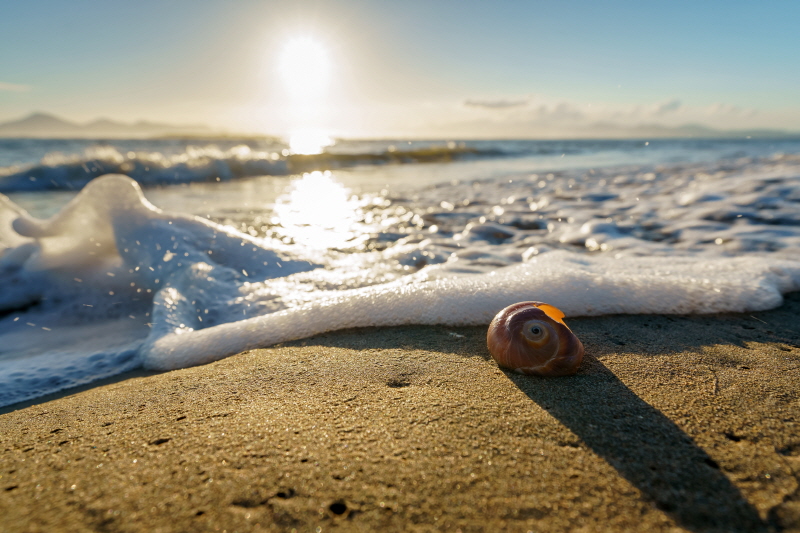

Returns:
1,0,799,137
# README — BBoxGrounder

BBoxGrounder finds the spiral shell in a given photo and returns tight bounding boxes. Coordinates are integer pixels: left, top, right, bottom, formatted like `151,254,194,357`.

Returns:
487,301,584,376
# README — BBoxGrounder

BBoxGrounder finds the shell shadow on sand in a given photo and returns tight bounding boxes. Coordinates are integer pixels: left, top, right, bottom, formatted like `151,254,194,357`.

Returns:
509,359,768,532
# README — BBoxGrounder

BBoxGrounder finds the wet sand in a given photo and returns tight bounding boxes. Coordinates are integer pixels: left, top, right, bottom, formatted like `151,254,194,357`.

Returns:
1,294,800,532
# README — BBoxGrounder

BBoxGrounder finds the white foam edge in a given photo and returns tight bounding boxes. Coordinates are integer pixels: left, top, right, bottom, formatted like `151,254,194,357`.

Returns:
141,253,800,370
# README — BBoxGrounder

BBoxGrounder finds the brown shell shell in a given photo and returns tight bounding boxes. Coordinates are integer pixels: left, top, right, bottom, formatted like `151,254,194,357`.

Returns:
486,301,584,376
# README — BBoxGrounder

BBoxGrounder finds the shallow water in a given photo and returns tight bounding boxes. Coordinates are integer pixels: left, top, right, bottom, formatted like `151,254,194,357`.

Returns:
1,137,799,406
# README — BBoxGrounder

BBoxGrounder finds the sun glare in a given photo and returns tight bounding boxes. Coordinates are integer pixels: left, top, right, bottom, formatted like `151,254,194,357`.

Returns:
289,129,333,155
275,35,335,152
278,36,331,101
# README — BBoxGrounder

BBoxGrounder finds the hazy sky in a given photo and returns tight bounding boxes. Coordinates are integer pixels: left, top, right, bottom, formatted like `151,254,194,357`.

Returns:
2,0,799,138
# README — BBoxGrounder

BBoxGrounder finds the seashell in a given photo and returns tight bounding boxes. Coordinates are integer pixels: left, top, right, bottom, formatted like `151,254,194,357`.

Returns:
487,301,584,376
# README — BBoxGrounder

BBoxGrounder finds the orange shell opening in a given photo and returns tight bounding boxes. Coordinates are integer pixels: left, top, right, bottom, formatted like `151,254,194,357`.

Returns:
534,303,567,326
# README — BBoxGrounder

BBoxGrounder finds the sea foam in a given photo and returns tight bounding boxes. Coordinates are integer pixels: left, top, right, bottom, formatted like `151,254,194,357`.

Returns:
1,173,799,407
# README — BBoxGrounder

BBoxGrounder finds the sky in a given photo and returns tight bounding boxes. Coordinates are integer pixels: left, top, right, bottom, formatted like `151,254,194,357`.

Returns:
1,0,799,138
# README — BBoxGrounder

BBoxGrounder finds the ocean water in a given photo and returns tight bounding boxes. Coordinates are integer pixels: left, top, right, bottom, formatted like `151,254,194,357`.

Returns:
1,137,800,407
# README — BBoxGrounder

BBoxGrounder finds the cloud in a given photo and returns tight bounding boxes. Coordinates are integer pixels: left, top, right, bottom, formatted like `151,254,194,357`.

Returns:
527,101,585,121
654,98,681,114
464,95,586,122
704,102,756,117
464,98,529,109
418,93,794,138
0,81,31,92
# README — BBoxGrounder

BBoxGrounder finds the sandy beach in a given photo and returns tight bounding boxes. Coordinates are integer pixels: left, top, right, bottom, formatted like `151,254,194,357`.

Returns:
2,294,799,532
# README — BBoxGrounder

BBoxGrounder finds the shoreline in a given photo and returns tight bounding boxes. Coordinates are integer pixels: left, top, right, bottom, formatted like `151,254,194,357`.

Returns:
0,369,160,417
1,295,799,531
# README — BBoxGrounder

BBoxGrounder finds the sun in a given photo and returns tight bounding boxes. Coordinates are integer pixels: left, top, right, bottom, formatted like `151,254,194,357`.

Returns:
273,34,336,152
278,36,331,102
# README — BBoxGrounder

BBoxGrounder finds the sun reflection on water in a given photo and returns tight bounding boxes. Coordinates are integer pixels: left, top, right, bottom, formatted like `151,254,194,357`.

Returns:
273,170,362,249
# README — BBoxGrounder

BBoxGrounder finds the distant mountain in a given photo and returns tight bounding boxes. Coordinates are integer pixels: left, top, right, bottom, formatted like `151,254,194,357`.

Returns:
583,121,798,139
0,112,83,136
0,112,215,138
428,116,800,140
